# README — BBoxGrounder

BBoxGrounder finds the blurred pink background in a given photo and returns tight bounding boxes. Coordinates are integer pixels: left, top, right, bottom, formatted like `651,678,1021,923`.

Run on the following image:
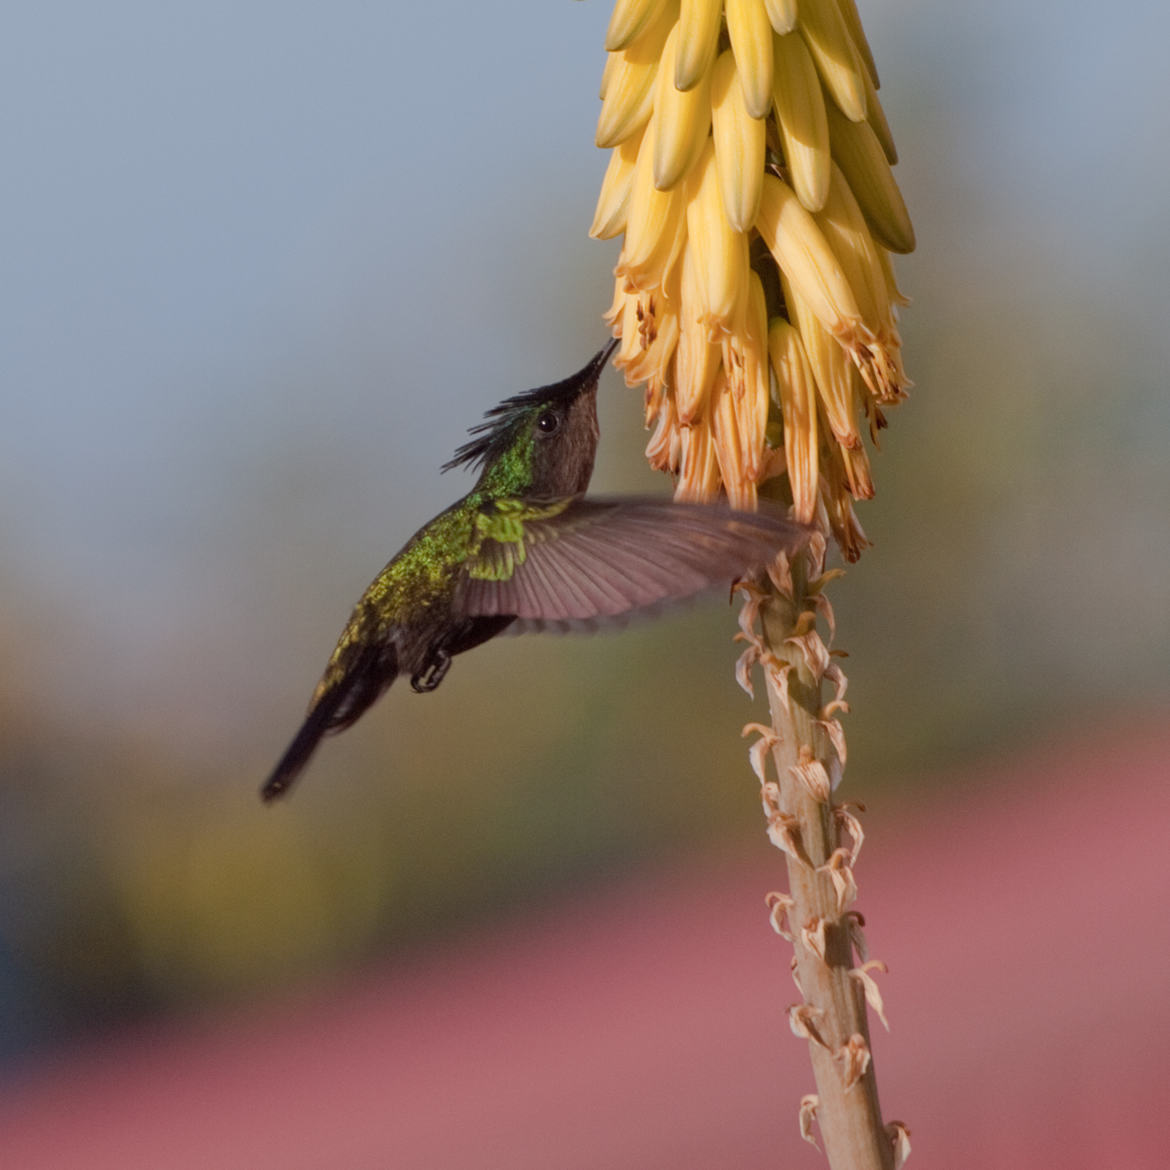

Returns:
3,716,1165,1169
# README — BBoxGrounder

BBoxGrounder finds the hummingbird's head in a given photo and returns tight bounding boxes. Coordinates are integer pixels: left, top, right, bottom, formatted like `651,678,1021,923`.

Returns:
443,340,618,497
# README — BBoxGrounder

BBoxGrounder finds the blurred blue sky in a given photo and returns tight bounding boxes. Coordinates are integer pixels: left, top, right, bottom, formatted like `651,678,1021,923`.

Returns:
2,0,1168,752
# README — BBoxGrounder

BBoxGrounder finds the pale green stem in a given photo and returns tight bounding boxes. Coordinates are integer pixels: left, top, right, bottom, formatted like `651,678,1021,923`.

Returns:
758,557,895,1170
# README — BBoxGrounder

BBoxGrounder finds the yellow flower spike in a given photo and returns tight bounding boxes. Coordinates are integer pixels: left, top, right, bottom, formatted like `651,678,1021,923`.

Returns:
606,0,669,52
674,246,723,422
616,115,690,291
590,131,643,240
767,318,820,523
676,409,723,500
861,63,897,164
725,0,775,120
712,370,758,511
595,0,912,565
836,0,880,89
710,50,765,232
797,0,869,124
755,175,864,346
686,139,750,329
825,102,916,254
771,31,832,213
675,0,722,92
763,0,798,36
780,271,865,451
595,0,679,149
652,23,714,190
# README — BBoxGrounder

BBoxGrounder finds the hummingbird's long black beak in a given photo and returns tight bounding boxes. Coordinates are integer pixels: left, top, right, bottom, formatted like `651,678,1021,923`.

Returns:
537,337,619,403
588,336,620,381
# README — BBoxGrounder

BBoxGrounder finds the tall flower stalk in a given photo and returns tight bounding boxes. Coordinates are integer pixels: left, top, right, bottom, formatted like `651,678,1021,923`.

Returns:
590,1,914,1165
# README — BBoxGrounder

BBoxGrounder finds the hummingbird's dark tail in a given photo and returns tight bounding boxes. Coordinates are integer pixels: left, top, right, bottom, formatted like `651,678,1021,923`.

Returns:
261,644,397,802
261,690,346,802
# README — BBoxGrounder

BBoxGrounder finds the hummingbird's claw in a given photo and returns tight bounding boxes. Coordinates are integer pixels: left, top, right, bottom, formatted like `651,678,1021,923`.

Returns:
410,649,452,693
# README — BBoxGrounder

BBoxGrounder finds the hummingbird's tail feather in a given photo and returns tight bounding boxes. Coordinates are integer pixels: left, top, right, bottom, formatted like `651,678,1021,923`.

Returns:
261,643,398,802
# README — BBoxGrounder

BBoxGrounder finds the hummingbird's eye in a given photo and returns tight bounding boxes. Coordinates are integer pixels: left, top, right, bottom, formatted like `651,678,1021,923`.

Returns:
536,410,561,435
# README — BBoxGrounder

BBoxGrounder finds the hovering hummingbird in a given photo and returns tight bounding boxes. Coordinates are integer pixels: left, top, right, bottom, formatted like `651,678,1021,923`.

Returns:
261,341,809,801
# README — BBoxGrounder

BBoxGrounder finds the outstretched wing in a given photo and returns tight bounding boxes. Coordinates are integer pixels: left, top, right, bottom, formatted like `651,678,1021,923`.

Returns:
456,497,810,628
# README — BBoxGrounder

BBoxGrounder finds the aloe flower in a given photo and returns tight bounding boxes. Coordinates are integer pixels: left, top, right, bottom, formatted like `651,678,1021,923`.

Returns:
591,3,916,1166
593,0,912,554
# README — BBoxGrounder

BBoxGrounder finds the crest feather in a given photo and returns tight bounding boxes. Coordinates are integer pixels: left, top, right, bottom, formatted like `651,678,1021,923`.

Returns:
441,340,617,474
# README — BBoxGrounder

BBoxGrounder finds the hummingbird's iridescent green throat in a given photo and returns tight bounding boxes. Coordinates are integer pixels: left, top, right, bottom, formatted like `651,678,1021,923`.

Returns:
261,342,810,801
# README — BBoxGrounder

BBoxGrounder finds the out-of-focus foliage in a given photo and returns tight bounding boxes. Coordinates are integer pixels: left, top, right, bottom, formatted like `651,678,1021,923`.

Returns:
1,0,1167,1067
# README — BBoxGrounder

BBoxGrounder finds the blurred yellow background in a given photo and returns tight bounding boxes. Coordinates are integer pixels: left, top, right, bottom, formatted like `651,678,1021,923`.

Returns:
1,0,1167,1082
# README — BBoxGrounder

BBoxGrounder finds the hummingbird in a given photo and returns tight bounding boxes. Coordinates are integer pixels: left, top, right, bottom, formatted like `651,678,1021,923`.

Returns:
261,340,810,801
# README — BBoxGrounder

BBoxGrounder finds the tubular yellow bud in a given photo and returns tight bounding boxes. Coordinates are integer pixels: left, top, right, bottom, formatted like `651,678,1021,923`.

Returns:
771,31,831,212
781,272,864,451
590,132,643,240
862,64,897,163
676,407,723,501
819,443,870,560
614,288,646,369
763,0,798,35
600,51,617,100
813,164,891,339
836,0,880,88
712,371,758,510
604,271,627,326
826,102,915,254
595,0,679,148
710,50,765,232
645,389,681,472
596,54,656,148
755,175,864,344
686,139,750,328
725,0,775,119
767,318,820,523
878,245,911,308
814,166,907,402
674,246,723,422
624,266,682,385
721,273,771,483
652,23,713,190
675,0,722,92
797,0,868,124
644,373,665,426
605,0,668,52
838,440,875,499
617,116,689,290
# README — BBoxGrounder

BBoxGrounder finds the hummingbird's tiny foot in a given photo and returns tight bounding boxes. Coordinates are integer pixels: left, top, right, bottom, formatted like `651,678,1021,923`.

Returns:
411,649,451,693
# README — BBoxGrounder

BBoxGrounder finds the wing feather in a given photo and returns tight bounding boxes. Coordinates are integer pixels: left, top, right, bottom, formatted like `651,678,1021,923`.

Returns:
458,498,810,624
